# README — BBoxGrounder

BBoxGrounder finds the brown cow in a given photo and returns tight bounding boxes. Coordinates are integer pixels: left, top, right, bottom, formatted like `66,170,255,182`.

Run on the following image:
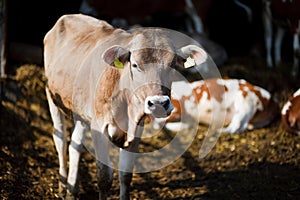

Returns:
44,14,208,199
281,88,300,135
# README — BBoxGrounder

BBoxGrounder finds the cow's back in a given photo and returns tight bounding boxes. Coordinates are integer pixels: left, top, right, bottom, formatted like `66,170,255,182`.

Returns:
44,14,129,119
44,14,115,70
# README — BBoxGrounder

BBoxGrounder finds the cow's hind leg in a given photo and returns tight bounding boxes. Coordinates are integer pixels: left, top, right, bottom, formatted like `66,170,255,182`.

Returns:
66,120,86,198
218,107,252,134
46,88,68,197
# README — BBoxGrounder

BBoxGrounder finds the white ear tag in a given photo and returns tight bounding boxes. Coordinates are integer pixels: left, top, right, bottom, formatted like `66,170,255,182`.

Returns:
184,56,196,68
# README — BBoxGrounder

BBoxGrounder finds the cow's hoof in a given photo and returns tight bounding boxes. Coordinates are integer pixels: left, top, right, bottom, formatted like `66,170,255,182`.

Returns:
58,183,67,199
65,191,77,200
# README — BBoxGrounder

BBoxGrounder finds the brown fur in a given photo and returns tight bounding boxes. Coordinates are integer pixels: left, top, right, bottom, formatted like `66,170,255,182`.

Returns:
281,95,300,134
44,14,201,147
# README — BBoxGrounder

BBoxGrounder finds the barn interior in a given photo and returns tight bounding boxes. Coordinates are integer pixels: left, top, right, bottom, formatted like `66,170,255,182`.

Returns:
1,0,299,199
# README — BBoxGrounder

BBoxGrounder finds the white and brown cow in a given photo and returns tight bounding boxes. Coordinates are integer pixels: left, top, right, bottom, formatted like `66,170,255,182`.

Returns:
263,0,300,76
281,88,300,135
43,14,208,199
153,78,279,133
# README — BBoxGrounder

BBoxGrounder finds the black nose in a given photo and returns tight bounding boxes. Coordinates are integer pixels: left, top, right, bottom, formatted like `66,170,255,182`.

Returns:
145,96,174,118
162,98,171,110
148,98,170,110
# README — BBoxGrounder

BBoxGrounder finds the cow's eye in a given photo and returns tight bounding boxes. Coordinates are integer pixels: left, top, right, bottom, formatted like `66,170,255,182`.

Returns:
132,63,142,72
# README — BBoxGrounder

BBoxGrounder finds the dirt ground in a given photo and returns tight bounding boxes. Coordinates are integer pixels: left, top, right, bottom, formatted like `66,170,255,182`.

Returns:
1,56,300,199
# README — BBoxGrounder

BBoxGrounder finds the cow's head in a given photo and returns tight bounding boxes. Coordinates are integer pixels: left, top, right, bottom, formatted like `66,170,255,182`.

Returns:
102,29,207,123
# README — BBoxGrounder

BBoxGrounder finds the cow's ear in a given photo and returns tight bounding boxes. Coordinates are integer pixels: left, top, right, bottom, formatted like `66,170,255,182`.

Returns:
102,45,130,69
177,45,207,68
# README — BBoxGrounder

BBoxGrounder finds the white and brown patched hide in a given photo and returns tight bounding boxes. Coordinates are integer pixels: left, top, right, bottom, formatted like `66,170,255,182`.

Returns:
281,89,300,135
154,78,280,133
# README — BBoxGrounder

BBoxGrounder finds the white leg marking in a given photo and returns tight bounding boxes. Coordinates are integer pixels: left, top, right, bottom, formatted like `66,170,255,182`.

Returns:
218,118,242,134
67,120,86,192
46,88,67,194
164,122,189,132
218,96,256,134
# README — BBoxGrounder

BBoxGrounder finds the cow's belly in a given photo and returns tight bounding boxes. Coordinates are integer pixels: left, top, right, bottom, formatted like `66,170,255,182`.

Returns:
197,99,233,127
47,67,75,110
46,60,95,121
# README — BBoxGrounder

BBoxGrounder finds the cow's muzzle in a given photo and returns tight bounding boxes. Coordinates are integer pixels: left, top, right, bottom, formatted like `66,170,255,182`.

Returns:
145,96,174,118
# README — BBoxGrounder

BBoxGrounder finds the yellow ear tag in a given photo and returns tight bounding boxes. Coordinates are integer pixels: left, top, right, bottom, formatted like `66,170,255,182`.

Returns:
114,58,124,69
184,56,196,68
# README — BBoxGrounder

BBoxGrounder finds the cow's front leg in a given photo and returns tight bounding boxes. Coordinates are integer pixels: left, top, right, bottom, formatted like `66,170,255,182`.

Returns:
91,127,114,200
96,160,114,200
119,139,140,200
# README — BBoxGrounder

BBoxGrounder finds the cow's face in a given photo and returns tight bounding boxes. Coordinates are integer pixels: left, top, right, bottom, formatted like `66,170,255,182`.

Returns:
128,48,176,118
102,32,208,120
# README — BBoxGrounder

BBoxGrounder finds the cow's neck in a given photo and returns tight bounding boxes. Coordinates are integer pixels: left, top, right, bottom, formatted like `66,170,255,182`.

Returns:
110,89,146,147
